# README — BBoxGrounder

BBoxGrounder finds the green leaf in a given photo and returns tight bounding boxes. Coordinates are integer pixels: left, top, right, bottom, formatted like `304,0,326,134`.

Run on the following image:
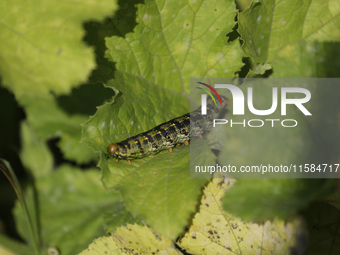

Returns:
82,0,244,239
59,131,99,165
20,121,53,178
102,205,143,233
55,83,115,164
0,234,35,255
20,83,113,165
238,0,340,77
178,179,307,255
246,61,272,78
84,0,143,84
222,178,335,221
191,137,218,178
0,0,118,100
218,80,339,220
22,94,87,140
79,224,182,255
22,93,98,164
105,0,243,87
13,165,125,255
100,145,208,239
235,0,254,12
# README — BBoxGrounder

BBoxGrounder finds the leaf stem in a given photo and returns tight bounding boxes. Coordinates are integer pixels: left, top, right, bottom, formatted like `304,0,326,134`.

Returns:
0,159,41,255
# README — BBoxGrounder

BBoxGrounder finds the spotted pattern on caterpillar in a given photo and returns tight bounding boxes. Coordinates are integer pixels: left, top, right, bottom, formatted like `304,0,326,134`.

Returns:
106,96,228,164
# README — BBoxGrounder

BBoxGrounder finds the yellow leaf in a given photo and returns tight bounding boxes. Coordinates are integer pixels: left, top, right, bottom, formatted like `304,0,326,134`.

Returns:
178,178,305,255
79,224,182,255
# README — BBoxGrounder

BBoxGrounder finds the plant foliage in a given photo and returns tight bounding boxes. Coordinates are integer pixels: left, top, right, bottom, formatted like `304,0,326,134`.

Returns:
0,0,340,254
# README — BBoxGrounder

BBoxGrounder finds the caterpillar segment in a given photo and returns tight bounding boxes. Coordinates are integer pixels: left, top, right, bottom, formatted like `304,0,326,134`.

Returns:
106,95,228,163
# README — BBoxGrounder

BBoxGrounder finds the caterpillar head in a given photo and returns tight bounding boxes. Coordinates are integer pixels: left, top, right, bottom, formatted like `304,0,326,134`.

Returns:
106,143,119,159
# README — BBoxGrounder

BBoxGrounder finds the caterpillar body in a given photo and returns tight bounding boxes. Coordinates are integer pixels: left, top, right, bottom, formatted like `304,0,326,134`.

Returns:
106,96,228,164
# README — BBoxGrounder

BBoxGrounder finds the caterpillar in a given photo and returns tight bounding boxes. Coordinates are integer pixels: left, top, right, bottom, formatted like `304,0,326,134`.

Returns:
106,95,228,164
